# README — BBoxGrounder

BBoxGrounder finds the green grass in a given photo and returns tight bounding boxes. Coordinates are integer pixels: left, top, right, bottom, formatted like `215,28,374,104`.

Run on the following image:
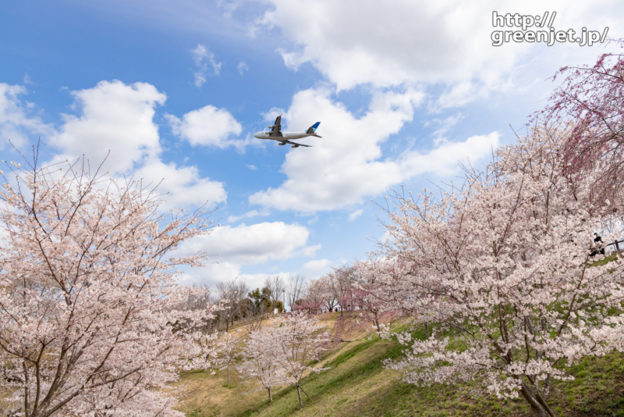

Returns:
173,318,624,417
589,253,619,267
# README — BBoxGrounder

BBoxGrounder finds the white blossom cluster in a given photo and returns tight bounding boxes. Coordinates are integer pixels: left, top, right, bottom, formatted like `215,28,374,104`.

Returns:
374,126,624,414
0,162,217,417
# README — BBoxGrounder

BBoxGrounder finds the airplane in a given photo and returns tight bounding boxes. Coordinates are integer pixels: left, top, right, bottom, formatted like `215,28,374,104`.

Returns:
254,115,321,148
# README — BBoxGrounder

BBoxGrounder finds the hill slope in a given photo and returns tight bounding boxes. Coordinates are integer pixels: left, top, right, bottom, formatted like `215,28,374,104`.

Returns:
173,314,624,417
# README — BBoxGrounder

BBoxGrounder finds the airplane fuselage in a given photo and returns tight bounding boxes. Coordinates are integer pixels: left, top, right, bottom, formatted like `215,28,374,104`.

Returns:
253,131,313,140
254,117,320,147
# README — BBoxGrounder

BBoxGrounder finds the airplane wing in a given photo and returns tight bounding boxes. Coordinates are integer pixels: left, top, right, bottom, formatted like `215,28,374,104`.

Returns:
283,139,311,148
270,115,282,136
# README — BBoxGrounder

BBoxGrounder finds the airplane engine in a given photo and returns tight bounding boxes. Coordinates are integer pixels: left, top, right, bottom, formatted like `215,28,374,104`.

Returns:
291,144,299,148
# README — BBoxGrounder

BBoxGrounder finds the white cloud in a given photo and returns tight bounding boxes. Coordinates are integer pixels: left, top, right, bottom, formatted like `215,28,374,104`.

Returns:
259,0,519,90
399,132,499,178
427,113,464,145
174,221,319,288
178,262,296,290
301,258,332,278
259,0,624,102
238,271,293,292
435,81,489,110
249,87,496,212
167,105,244,148
133,158,226,210
348,209,363,222
44,79,228,211
226,209,269,223
237,61,249,75
22,74,34,86
262,107,286,123
52,80,165,173
174,221,315,265
176,262,242,287
0,83,53,148
192,44,222,87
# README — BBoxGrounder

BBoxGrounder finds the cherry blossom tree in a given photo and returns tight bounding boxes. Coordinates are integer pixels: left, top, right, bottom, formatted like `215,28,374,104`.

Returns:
237,325,287,402
302,276,338,313
214,331,242,386
381,126,624,417
274,313,329,409
293,279,324,314
0,158,214,417
543,44,624,210
352,261,386,333
328,266,356,314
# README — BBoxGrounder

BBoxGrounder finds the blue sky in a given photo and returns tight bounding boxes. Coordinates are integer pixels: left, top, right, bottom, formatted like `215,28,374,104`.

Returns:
1,0,622,289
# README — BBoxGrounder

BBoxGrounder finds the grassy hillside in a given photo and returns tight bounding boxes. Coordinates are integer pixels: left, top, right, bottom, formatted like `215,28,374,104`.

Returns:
172,314,624,417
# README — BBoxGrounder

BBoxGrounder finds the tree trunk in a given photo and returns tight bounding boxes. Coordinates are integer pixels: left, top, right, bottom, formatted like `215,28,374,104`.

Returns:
374,312,381,333
520,383,555,417
267,387,272,402
296,384,303,409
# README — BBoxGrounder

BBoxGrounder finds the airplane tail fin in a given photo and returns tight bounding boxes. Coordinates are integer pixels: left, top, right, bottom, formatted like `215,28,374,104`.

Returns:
306,122,321,138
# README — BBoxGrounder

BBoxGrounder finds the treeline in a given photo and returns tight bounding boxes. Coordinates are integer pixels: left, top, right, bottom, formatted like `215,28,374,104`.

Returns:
214,276,290,331
209,264,388,336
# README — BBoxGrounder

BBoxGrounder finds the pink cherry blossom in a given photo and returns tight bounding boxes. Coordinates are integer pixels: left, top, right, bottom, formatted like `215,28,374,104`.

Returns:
378,125,624,417
0,159,216,417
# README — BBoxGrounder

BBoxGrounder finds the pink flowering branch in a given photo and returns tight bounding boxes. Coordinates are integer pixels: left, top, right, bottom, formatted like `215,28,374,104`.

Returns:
0,157,215,417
